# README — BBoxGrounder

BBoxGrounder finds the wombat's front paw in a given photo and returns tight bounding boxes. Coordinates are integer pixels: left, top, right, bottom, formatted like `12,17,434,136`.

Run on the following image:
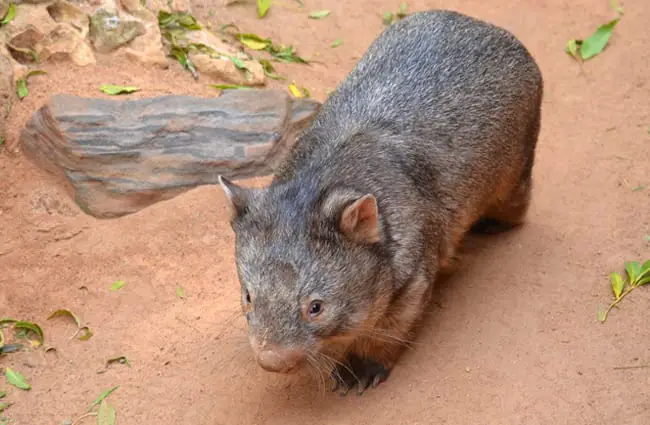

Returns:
330,354,390,396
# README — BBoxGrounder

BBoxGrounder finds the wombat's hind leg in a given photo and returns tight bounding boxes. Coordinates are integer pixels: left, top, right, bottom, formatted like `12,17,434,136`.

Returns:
470,175,532,235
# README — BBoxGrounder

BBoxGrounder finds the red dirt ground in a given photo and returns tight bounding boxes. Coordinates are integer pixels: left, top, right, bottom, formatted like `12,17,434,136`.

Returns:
1,1,649,424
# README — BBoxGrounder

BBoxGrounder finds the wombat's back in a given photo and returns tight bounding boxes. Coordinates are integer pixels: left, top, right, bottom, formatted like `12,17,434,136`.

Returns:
278,9,543,188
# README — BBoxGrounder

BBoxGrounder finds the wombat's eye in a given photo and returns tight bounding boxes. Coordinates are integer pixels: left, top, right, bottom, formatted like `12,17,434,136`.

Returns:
309,300,323,317
245,290,251,304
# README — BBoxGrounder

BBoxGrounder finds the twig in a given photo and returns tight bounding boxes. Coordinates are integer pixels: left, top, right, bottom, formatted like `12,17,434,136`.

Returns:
613,364,650,370
71,412,97,425
601,286,635,322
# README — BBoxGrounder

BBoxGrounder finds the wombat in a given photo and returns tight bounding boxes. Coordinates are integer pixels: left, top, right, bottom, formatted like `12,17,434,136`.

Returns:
218,9,543,395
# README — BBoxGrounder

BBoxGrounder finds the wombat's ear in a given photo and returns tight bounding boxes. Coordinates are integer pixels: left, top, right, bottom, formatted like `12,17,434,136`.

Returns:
218,175,250,219
338,194,380,244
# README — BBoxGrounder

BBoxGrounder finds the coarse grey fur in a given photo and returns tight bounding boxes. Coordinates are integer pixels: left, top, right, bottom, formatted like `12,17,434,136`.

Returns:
219,9,543,395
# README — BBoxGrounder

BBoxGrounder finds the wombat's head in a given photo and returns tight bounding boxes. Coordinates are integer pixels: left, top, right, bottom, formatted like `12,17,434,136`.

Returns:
218,176,389,374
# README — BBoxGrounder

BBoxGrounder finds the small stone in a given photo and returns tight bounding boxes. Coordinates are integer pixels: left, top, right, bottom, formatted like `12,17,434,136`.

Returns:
89,8,146,53
120,8,167,68
6,25,44,64
46,0,90,38
190,53,265,86
40,24,96,67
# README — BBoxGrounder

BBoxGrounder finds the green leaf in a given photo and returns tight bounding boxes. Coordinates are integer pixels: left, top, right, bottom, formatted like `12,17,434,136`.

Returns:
5,367,31,390
288,81,310,98
632,184,646,192
645,235,650,243
308,10,330,19
14,321,44,346
564,39,582,59
16,78,27,99
109,280,127,292
47,309,93,341
229,56,247,70
89,385,119,411
0,391,5,398
238,33,270,50
0,318,18,327
580,18,619,60
176,286,185,299
100,85,140,95
158,11,201,30
0,3,16,26
77,326,93,341
0,401,11,412
257,0,271,18
97,399,117,425
259,59,284,80
610,272,625,299
637,276,650,286
209,84,253,91
47,309,82,328
625,261,641,283
382,11,394,25
331,39,343,48
15,70,47,100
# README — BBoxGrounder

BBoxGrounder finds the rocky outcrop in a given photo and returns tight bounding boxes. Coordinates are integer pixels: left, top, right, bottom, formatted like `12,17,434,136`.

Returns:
89,8,146,53
20,90,321,218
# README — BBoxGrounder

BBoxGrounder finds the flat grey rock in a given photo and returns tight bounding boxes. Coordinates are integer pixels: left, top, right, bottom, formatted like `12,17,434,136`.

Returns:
20,89,321,218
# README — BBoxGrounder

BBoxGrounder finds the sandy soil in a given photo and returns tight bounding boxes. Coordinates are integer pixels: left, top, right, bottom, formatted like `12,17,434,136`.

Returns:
1,0,649,424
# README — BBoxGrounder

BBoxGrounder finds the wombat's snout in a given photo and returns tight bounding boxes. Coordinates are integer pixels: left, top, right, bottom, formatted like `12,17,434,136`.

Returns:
255,346,305,374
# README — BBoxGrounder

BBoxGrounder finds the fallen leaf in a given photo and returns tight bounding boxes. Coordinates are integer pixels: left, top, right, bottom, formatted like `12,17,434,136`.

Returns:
229,55,248,70
238,33,270,50
5,367,31,390
15,70,47,100
47,309,82,328
308,10,330,19
382,11,394,25
625,261,641,283
97,399,117,425
0,318,18,327
597,306,606,322
257,0,271,18
209,84,254,90
109,280,127,292
77,326,93,341
288,81,309,98
564,39,582,59
331,39,343,48
397,3,409,18
158,11,201,30
610,272,625,299
0,3,16,26
259,59,284,80
580,18,619,60
47,309,93,341
0,391,5,398
631,184,646,192
176,286,185,299
0,401,12,413
645,235,650,243
89,385,119,412
100,85,140,95
13,321,44,346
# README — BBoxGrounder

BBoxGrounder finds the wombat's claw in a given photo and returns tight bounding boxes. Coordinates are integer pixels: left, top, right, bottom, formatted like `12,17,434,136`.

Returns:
330,356,390,397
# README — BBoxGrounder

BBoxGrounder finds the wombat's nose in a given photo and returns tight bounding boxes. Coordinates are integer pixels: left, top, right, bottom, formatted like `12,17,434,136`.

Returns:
256,348,305,373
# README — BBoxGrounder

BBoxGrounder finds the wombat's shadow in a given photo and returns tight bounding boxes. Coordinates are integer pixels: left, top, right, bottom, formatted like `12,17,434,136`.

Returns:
235,225,529,413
